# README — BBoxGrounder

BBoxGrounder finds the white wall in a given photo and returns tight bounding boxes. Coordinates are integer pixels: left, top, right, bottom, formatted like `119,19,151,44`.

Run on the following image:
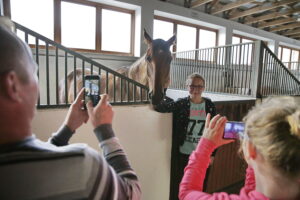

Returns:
32,105,172,200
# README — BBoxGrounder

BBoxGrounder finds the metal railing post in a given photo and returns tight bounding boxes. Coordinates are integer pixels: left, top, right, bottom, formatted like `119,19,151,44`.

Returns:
251,40,264,98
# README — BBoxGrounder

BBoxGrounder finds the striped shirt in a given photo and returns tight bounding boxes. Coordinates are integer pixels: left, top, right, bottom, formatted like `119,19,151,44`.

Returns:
0,124,141,200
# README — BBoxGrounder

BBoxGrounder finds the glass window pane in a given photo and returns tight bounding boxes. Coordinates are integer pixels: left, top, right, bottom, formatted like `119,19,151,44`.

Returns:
232,36,240,44
153,19,173,41
61,2,96,49
101,9,131,53
242,38,252,43
176,24,196,52
199,29,216,48
282,48,291,63
291,50,299,70
10,0,54,43
291,50,299,62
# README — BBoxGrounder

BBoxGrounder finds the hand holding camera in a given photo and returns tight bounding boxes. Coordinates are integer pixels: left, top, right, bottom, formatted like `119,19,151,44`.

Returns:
202,114,234,148
86,94,114,129
64,88,89,132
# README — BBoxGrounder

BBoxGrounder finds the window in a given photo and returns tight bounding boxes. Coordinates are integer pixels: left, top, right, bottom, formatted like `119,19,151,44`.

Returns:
282,48,291,63
279,45,300,70
199,29,216,49
177,24,196,52
61,2,96,49
232,36,241,44
153,19,174,42
10,0,54,43
232,35,255,44
291,50,299,70
101,9,131,53
153,16,218,60
5,0,135,55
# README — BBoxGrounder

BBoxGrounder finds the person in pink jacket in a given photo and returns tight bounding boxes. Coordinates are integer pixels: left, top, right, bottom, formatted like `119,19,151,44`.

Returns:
179,96,300,200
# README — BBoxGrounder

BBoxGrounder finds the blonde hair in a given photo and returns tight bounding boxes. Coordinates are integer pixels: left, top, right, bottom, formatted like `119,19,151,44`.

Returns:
243,96,300,177
186,73,205,86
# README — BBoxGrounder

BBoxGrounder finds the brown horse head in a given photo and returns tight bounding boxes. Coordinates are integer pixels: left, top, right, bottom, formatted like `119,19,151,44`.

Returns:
144,29,176,105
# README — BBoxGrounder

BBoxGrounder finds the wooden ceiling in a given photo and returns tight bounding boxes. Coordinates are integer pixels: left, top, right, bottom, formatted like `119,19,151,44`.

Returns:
161,0,300,41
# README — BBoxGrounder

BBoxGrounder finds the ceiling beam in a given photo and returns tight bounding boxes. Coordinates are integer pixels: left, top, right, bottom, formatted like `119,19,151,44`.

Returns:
282,28,300,36
228,0,299,20
289,34,300,39
191,0,213,8
257,18,296,28
244,8,300,24
269,22,300,32
209,0,219,8
211,0,256,14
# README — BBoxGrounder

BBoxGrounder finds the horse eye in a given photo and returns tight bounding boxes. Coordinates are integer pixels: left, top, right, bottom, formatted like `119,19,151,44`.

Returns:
146,55,152,62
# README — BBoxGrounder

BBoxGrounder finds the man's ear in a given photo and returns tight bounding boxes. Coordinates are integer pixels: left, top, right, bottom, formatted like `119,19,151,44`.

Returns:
2,71,22,102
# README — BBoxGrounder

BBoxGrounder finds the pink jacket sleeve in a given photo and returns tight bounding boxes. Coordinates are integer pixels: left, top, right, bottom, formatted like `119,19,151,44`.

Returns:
179,138,260,200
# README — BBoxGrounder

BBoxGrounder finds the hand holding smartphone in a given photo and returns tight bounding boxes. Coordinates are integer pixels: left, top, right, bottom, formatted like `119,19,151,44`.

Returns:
223,121,245,140
84,75,101,108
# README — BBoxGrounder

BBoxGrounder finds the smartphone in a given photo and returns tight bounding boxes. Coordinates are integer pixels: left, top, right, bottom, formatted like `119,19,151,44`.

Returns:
84,75,100,107
223,121,245,140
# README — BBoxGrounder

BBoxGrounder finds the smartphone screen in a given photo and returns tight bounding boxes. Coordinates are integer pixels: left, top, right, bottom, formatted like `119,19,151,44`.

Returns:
223,121,245,140
84,75,100,107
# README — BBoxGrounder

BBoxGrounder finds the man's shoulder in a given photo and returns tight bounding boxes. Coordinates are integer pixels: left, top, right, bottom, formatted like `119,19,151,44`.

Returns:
0,137,99,164
0,140,101,200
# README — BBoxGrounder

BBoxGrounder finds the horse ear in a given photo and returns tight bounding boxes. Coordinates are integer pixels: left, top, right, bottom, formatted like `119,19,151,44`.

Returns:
167,34,176,47
144,29,152,45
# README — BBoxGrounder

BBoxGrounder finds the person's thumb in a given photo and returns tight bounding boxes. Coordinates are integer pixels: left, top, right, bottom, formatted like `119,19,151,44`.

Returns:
99,94,108,106
86,100,93,116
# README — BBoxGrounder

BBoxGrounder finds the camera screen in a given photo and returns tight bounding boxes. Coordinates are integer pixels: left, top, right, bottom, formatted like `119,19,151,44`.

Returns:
85,79,100,106
223,122,245,139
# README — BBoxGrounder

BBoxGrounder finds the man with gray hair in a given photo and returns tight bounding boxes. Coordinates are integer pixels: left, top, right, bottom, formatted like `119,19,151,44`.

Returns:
0,19,141,199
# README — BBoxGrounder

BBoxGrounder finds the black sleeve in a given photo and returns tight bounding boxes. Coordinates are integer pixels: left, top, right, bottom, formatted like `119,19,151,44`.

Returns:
205,99,217,117
152,96,184,113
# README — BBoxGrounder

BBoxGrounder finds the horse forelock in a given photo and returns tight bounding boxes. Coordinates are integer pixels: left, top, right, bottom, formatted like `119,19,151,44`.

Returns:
152,39,171,52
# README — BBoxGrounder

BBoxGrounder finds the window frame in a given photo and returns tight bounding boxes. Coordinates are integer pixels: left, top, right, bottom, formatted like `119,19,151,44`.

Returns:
3,0,135,56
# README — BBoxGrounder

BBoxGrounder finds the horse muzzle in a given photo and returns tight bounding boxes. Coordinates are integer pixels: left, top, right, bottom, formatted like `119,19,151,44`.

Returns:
148,88,167,106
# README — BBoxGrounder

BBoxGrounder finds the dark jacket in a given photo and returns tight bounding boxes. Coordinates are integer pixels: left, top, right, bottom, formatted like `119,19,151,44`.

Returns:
153,96,216,146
